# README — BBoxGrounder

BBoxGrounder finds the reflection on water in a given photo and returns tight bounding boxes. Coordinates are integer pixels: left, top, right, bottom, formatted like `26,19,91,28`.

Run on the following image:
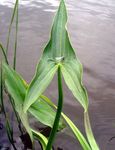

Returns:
0,0,115,149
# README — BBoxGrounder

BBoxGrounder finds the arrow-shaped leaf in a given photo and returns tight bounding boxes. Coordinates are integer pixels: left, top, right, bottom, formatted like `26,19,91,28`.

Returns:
23,0,88,112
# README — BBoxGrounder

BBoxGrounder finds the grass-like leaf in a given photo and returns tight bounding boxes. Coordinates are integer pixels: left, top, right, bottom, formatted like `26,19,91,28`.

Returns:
32,129,49,150
40,95,91,150
0,43,9,64
84,112,99,150
0,63,2,108
6,0,19,55
13,0,19,70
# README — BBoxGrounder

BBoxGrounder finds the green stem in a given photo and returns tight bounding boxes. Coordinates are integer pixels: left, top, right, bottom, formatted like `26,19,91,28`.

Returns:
13,1,18,70
46,66,63,150
6,0,19,55
0,63,6,116
0,43,9,64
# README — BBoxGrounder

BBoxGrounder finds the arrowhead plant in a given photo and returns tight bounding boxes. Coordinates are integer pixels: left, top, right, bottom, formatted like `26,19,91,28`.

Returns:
23,0,88,113
0,0,100,149
23,0,99,150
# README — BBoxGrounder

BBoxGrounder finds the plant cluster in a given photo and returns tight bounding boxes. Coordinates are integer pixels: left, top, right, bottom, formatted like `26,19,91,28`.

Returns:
0,0,100,150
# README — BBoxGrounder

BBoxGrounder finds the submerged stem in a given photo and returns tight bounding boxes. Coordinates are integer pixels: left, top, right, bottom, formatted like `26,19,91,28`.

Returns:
46,66,63,150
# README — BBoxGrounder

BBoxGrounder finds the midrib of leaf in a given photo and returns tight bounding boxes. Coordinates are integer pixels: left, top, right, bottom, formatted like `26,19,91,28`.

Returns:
59,5,64,57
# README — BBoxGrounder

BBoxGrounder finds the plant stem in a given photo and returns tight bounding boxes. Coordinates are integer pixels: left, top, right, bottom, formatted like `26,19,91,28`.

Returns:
13,0,18,70
6,0,19,55
0,63,6,116
46,66,63,150
0,44,9,65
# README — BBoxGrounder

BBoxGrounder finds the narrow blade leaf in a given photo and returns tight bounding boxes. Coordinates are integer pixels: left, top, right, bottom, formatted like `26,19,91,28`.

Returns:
40,95,91,150
0,43,9,64
32,129,48,150
84,112,100,150
6,0,19,55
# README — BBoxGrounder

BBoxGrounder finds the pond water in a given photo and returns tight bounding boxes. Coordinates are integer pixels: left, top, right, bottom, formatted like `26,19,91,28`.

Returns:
0,0,115,149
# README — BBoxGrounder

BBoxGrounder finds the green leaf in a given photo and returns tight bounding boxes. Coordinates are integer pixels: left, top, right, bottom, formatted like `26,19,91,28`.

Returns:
84,112,99,150
23,0,88,112
3,63,33,141
3,63,64,130
6,0,19,55
3,63,26,105
61,60,88,111
62,114,91,150
29,97,65,130
40,95,91,150
0,43,9,64
32,129,48,150
23,62,58,112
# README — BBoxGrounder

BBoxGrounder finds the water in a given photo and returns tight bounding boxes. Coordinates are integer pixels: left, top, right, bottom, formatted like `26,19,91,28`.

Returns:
0,0,115,149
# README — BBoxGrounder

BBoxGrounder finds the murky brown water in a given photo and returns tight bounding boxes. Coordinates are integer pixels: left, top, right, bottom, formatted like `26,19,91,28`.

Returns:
0,0,115,149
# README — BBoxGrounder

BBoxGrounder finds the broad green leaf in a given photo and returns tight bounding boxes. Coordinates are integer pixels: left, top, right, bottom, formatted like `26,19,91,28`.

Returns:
29,98,65,130
23,0,88,112
3,63,33,141
3,63,26,104
84,112,99,150
3,63,64,130
18,106,33,142
23,62,58,112
40,95,91,150
32,129,48,150
61,60,88,112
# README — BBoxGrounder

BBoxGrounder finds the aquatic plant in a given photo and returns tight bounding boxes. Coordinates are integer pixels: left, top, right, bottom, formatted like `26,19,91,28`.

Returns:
0,0,100,149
